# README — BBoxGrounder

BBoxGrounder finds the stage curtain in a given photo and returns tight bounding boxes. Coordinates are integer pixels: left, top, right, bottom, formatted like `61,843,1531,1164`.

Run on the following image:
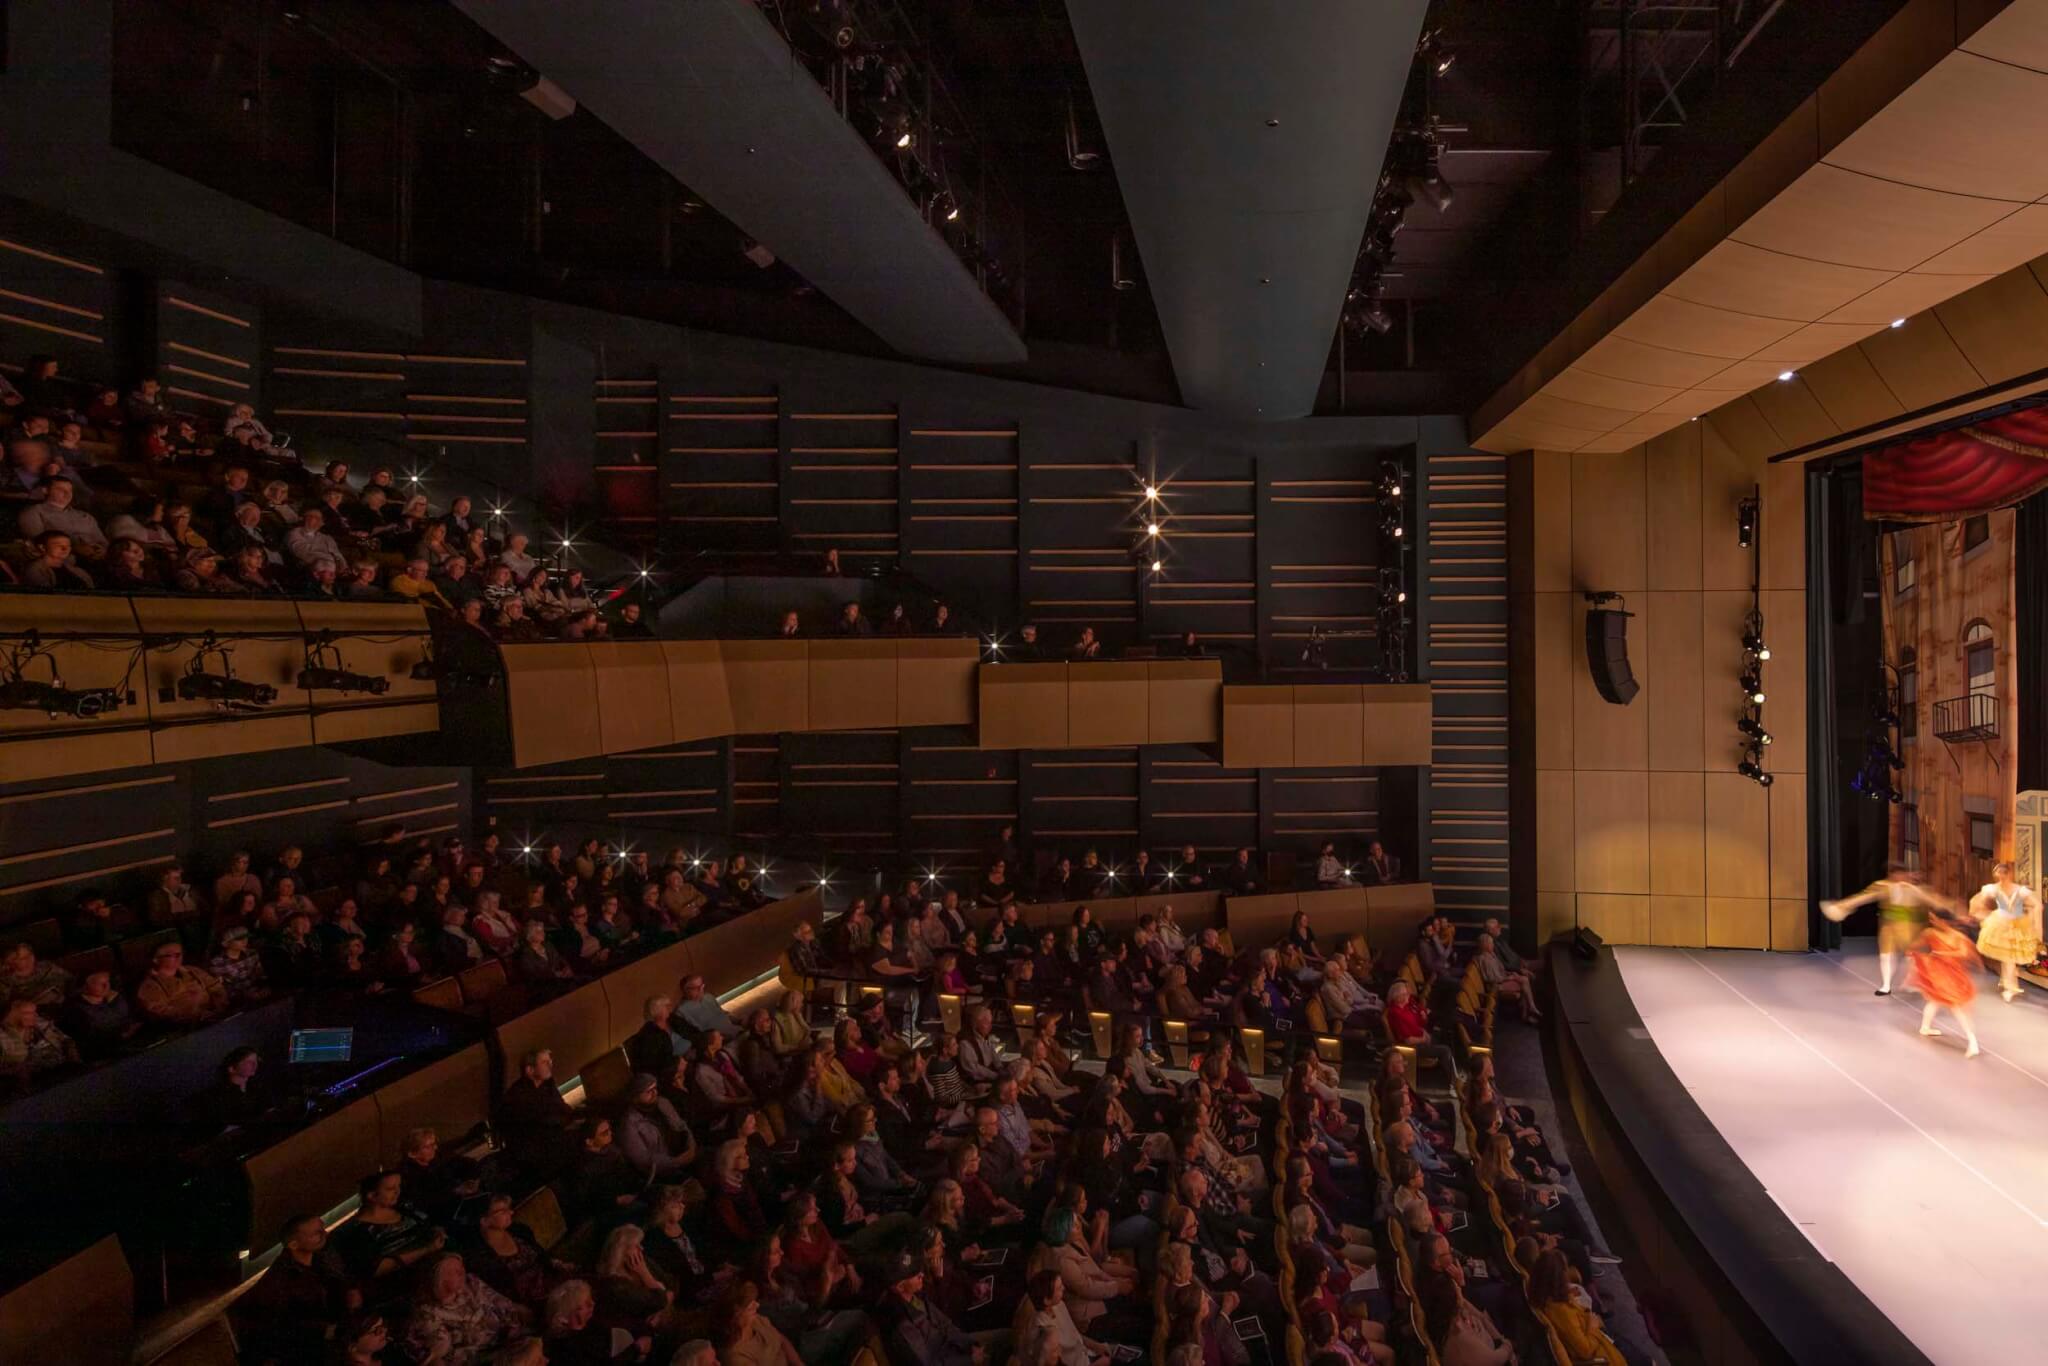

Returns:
1863,407,2048,522
2019,490,2048,793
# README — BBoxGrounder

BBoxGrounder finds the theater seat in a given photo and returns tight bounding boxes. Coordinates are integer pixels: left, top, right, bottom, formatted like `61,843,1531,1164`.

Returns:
514,1185,567,1251
578,1047,634,1113
14,917,63,958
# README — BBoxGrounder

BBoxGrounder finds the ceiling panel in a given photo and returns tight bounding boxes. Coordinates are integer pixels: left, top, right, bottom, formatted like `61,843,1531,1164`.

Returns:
1663,240,1895,320
1826,53,2048,200
452,0,1025,365
1613,293,1806,360
1916,203,2048,275
1065,0,1431,418
1728,162,2016,272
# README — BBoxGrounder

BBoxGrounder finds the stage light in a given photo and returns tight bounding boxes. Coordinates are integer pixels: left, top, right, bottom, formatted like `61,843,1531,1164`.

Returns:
177,662,277,710
1777,371,1795,382
520,845,535,856
1146,523,1160,536
1739,716,1773,745
298,666,389,696
896,130,914,150
1890,318,1906,329
1150,560,1163,573
1144,485,1158,500
1737,497,1759,548
0,679,124,718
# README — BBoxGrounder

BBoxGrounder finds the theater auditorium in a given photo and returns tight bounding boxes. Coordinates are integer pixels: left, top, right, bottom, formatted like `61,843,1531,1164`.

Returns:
1,3,2043,1365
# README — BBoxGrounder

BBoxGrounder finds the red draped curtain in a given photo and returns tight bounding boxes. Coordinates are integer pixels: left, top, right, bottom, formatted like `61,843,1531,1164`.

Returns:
1863,406,2048,522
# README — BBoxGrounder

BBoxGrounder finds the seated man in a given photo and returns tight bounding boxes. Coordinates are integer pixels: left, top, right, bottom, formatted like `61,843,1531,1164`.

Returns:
496,1048,579,1178
387,557,452,610
17,476,107,558
134,942,228,1027
16,530,93,589
0,997,79,1083
283,505,348,578
674,973,742,1043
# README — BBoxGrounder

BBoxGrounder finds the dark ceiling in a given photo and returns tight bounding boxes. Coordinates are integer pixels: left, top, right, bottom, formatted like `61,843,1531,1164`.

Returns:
105,0,1875,416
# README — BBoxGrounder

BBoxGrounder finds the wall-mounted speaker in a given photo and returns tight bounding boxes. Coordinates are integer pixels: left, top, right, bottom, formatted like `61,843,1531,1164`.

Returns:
1585,607,1639,705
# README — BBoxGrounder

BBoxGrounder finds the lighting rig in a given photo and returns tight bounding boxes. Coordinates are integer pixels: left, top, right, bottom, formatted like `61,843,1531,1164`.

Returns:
298,630,391,696
1342,32,1454,340
1849,664,1906,803
1734,487,1771,786
1377,459,1410,683
172,633,278,711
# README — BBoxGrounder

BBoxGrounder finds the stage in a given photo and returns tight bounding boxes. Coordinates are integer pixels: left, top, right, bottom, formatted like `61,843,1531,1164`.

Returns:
1616,942,2048,1366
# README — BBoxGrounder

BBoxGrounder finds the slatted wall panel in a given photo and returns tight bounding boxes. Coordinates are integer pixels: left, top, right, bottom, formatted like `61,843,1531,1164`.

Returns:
592,373,661,546
404,350,530,489
785,730,900,864
0,750,471,932
1419,451,1510,923
1144,748,1261,862
1257,452,1387,676
901,728,1018,868
155,282,260,416
1020,430,1141,645
1263,768,1380,850
268,341,410,466
1146,451,1259,646
477,743,730,853
0,230,112,378
730,734,784,841
1022,749,1140,872
785,404,900,570
902,422,1020,618
665,388,780,552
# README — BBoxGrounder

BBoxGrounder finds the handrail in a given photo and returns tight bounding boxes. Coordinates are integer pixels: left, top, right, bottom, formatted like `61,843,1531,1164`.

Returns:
1931,690,1998,741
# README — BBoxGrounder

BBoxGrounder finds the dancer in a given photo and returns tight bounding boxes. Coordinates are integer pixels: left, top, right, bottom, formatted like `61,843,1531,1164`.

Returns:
1819,865,1953,995
1909,912,1981,1057
1971,860,2043,1003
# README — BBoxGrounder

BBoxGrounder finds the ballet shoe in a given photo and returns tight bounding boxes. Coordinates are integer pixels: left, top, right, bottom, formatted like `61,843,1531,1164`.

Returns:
1967,1042,1982,1058
1875,988,1890,996
1919,1026,1943,1037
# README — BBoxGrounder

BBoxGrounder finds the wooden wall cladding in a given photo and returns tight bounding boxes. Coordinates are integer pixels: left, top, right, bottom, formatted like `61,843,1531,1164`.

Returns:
904,421,1020,615
0,226,112,379
0,597,434,784
1221,684,1430,769
0,1234,133,1366
1473,4,2048,459
982,661,1226,752
155,279,260,417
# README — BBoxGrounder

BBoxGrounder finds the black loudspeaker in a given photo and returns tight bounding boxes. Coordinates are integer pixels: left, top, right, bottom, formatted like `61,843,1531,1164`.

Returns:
1585,608,1639,705
1572,926,1604,962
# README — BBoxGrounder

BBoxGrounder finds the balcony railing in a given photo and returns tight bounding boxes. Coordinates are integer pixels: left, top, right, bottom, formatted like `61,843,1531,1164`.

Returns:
1932,690,1999,742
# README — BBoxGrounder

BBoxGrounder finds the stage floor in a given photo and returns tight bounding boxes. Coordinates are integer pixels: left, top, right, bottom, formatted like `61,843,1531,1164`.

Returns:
1615,943,2048,1366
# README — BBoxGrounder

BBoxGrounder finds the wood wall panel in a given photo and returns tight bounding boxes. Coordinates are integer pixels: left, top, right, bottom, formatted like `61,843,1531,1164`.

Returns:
1536,771,1575,893
1644,426,1704,592
1525,451,1573,592
1292,686,1363,768
723,640,810,735
1648,771,1707,895
1571,598,1649,771
979,664,1069,750
500,645,602,770
1570,448,1648,591
808,640,900,732
1573,770,1650,894
1771,898,1809,952
663,641,735,741
1069,663,1152,748
1577,893,1651,945
1644,591,1706,772
1768,780,1810,900
1761,590,1808,772
1706,896,1770,949
1704,772,1771,899
587,643,676,756
896,638,979,728
1146,662,1222,745
1650,895,1707,948
1530,592,1575,772
1221,686,1295,768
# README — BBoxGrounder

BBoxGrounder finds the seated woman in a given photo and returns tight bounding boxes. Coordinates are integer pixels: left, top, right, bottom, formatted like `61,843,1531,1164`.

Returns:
514,919,576,987
332,1170,444,1281
1284,909,1325,964
401,1252,530,1365
1036,1201,1146,1344
464,1193,565,1309
1530,1247,1628,1365
1383,978,1459,1080
1015,1266,1114,1366
833,1017,883,1086
1282,1157,1375,1273
816,1139,916,1256
751,1228,870,1361
1058,1128,1160,1267
845,1104,920,1210
946,1141,1027,1242
589,1225,674,1342
702,1140,770,1270
1167,1279,1246,1366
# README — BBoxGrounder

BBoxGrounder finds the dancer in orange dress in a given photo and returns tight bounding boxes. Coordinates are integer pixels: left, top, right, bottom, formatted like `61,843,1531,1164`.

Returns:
1910,913,1982,1059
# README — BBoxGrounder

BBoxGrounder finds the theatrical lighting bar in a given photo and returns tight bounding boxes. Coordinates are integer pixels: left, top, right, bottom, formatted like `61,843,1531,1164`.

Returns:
0,678,125,719
1734,493,1770,786
1375,461,1410,683
176,671,277,709
299,630,391,696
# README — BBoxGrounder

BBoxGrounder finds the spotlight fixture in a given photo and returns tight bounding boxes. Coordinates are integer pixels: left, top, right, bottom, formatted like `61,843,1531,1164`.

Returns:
1736,494,1759,549
1738,715,1773,745
0,632,127,718
1777,370,1796,382
1740,670,1765,705
1149,559,1163,573
1890,318,1906,329
298,631,391,696
1145,522,1160,536
1143,485,1159,500
174,636,277,710
1737,748,1774,786
1742,629,1770,661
